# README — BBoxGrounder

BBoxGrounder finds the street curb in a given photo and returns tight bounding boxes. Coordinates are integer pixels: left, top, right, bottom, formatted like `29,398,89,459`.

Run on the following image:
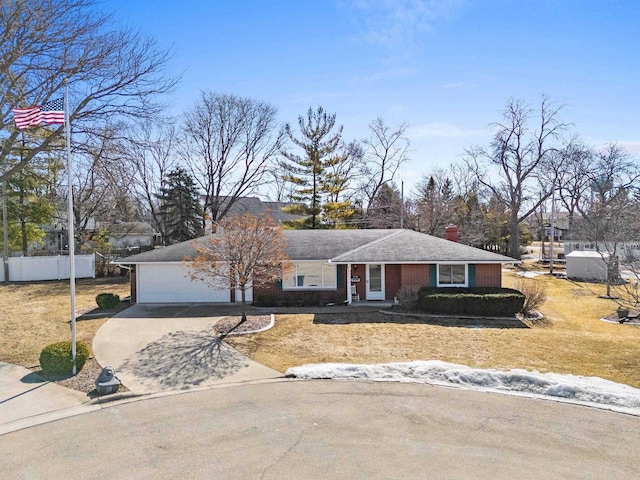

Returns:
87,391,142,405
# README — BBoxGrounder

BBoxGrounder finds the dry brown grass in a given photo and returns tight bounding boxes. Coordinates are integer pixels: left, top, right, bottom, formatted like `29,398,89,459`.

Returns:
227,270,640,387
0,277,130,367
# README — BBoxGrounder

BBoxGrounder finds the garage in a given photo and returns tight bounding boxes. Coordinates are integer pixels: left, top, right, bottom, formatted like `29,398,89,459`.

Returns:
566,251,614,282
136,263,231,303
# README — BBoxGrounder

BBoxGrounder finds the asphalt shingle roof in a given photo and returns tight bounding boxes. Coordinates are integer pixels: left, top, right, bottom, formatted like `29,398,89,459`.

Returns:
117,229,516,264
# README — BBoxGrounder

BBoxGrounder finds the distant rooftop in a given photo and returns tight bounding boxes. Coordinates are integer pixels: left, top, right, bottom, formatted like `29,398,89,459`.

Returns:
219,196,307,224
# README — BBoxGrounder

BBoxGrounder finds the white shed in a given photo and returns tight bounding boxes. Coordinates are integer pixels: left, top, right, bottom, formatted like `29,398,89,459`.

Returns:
565,251,613,282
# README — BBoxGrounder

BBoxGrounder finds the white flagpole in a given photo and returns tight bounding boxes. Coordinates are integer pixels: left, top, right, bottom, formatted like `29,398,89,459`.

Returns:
65,82,77,375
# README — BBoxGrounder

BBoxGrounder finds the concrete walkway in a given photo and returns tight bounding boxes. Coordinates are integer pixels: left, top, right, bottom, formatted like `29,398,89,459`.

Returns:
93,304,284,395
0,362,99,435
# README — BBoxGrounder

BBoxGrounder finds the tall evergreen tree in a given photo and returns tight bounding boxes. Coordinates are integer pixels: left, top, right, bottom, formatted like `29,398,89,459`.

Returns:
281,106,353,228
156,168,203,244
1,157,58,255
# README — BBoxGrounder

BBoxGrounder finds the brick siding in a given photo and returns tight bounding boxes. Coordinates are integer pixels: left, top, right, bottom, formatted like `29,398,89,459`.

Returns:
475,264,502,287
384,264,402,301
400,264,431,290
253,265,348,304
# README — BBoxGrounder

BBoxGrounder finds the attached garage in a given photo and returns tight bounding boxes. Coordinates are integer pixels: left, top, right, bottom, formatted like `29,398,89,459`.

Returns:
136,263,231,303
118,228,515,305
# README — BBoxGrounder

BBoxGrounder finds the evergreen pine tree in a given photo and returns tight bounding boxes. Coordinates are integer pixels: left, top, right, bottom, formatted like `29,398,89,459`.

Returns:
156,168,203,244
281,106,354,229
2,158,57,255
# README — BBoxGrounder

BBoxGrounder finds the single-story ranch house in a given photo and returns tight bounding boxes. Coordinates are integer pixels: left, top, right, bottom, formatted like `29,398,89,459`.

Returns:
116,227,516,304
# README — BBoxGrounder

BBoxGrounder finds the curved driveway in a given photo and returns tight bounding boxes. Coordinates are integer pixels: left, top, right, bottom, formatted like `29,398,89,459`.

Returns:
2,380,639,479
93,304,282,394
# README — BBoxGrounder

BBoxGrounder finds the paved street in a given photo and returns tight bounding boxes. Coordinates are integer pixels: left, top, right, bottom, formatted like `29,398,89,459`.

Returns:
2,380,639,479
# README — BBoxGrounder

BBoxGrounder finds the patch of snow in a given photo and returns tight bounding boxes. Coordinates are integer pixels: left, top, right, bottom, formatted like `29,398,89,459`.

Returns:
517,271,545,278
287,361,640,415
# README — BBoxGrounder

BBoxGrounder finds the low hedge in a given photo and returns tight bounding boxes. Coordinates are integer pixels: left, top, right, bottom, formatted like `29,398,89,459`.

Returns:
39,341,90,376
417,287,525,317
254,292,341,307
96,292,120,310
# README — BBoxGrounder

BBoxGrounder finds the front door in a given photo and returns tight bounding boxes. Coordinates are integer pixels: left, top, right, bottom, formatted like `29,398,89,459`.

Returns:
366,264,385,300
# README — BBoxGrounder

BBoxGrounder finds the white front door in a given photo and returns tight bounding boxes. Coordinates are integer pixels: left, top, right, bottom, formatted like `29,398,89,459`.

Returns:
366,264,385,300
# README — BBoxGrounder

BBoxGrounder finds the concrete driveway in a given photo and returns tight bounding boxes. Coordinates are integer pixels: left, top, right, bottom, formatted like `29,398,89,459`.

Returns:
93,304,282,395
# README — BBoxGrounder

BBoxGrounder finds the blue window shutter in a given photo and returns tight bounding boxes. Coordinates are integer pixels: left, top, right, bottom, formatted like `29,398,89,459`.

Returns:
468,264,476,287
276,279,282,289
429,264,437,287
336,265,344,289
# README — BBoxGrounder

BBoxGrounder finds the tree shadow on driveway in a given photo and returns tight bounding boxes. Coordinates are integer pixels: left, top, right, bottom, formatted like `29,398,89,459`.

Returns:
118,329,249,390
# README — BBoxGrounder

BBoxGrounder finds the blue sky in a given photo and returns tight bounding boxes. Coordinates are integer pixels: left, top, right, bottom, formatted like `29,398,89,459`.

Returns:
106,0,640,191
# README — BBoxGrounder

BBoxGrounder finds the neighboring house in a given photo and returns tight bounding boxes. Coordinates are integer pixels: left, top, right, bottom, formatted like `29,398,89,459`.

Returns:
116,226,516,304
41,218,160,253
201,196,308,226
223,197,307,224
530,211,571,241
42,217,96,253
105,221,161,249
565,241,640,263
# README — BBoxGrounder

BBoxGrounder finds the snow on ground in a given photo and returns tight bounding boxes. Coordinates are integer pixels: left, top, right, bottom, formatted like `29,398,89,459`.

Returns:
287,361,640,415
517,271,546,278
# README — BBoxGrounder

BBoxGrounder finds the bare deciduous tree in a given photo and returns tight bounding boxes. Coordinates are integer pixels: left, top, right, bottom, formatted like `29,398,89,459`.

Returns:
360,118,410,212
0,0,176,183
188,214,289,323
574,144,640,299
464,96,568,259
555,140,593,235
181,92,283,226
126,122,179,243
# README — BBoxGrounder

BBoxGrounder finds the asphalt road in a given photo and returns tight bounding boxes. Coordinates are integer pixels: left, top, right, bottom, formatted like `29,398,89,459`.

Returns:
2,380,639,479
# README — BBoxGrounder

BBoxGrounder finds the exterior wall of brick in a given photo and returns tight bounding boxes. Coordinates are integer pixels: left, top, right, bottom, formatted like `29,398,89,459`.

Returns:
384,264,402,301
475,264,502,287
253,264,348,304
400,264,431,290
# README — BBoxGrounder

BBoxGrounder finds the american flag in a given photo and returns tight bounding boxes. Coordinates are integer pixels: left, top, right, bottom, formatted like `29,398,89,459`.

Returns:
13,98,65,130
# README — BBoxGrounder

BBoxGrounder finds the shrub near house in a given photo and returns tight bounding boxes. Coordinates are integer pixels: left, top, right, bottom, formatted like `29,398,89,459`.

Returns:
417,287,525,317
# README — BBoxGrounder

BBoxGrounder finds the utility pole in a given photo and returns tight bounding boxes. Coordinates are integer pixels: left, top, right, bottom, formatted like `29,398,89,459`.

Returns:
400,180,404,229
549,182,556,276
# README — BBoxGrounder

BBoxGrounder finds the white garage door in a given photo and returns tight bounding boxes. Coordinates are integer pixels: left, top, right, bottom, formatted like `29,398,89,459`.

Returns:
137,263,231,303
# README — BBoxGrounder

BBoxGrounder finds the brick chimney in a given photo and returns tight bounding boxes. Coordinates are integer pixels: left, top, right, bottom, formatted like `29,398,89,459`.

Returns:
445,224,459,242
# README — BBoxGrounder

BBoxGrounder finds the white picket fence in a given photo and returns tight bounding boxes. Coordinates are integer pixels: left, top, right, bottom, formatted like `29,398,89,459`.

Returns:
0,254,95,282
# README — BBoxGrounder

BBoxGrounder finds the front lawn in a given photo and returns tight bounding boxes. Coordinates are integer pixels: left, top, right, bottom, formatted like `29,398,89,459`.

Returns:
0,277,130,367
226,270,640,388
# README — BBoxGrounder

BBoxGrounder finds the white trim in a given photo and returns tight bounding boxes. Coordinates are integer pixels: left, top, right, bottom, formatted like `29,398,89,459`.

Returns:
436,264,468,288
282,261,337,291
366,264,385,300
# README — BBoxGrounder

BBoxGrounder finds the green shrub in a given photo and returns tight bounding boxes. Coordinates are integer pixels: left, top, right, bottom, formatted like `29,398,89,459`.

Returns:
302,292,321,306
39,341,90,376
417,287,525,317
254,294,277,307
96,292,120,310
